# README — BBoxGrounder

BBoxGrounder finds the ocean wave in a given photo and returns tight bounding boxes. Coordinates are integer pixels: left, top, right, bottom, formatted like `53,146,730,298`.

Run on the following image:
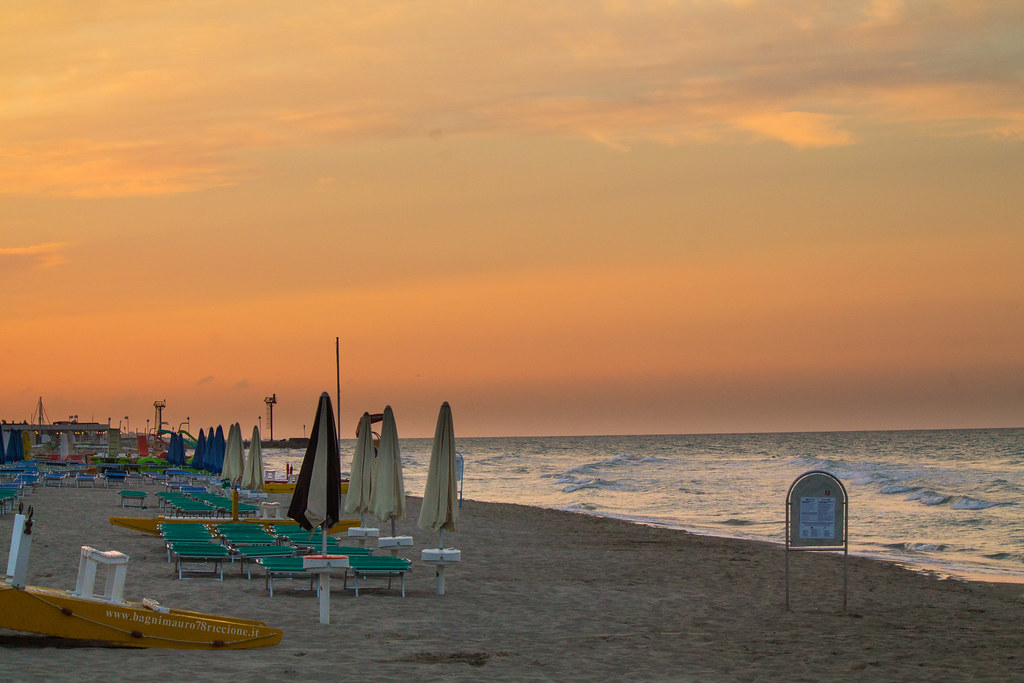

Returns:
719,518,755,526
901,491,1014,510
561,478,642,493
567,453,666,475
884,542,949,553
904,490,952,506
983,552,1024,562
880,484,923,495
476,452,519,465
949,496,1015,510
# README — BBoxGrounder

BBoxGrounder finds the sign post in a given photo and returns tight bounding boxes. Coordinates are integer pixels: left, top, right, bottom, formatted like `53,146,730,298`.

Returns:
785,470,848,611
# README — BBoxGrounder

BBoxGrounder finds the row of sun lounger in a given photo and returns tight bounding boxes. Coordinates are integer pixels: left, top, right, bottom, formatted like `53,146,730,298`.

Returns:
159,522,412,596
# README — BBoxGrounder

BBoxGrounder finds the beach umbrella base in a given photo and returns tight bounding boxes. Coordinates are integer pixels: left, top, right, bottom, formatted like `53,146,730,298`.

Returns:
347,526,379,548
421,548,461,595
377,535,413,557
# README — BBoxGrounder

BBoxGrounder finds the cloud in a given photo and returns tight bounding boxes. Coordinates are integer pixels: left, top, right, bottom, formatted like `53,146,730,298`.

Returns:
234,379,250,389
2,1,1021,197
733,111,856,148
0,242,72,268
196,375,215,385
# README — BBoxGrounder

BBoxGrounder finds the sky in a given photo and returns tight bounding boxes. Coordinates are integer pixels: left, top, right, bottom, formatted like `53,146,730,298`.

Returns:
2,1,1023,438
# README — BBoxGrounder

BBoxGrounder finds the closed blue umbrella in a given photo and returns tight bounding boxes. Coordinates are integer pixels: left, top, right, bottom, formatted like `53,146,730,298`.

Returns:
8,430,24,462
190,428,206,470
202,427,215,472
171,432,185,466
212,425,226,474
0,426,6,464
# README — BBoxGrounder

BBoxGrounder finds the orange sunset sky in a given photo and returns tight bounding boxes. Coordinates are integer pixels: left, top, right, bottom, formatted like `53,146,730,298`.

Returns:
2,2,1022,438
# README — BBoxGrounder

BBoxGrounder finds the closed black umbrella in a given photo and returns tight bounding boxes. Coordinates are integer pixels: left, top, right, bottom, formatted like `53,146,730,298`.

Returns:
287,392,341,532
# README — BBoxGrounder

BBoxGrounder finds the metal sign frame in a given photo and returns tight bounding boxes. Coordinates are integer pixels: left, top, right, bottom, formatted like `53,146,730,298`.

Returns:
455,452,464,508
785,470,848,611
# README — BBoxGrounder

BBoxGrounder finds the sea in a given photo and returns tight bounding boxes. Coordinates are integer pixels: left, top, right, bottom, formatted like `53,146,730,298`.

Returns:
262,428,1024,583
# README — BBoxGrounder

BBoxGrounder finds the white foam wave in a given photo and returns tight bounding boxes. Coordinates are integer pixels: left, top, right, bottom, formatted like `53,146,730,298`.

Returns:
562,478,642,493
904,490,952,506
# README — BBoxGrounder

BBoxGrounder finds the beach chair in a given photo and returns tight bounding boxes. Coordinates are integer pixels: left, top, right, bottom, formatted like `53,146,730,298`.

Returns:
214,525,277,547
235,545,299,579
43,472,67,487
0,489,19,514
146,472,169,486
170,542,231,580
75,473,98,488
103,471,128,488
344,556,412,597
118,490,148,508
257,557,317,597
160,524,216,561
14,473,38,491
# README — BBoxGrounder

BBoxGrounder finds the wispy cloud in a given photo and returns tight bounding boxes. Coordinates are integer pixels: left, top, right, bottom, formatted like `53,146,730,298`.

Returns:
196,376,215,385
0,242,72,268
2,1,1021,197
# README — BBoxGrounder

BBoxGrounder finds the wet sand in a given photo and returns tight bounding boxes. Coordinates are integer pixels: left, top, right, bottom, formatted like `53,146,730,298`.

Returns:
0,484,1022,681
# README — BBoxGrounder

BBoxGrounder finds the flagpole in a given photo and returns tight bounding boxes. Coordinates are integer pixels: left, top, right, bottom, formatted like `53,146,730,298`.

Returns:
335,337,341,451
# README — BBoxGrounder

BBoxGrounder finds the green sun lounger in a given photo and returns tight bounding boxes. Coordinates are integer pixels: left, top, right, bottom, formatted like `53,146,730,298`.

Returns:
235,545,298,579
257,557,316,597
119,490,148,508
170,542,231,580
345,556,412,597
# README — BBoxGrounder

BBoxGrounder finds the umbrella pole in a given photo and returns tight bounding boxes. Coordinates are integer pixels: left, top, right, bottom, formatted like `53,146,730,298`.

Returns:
390,515,396,538
439,528,444,550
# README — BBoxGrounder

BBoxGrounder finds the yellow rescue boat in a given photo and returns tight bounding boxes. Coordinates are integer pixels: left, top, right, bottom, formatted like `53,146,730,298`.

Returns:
3,509,281,649
0,582,282,649
109,515,358,536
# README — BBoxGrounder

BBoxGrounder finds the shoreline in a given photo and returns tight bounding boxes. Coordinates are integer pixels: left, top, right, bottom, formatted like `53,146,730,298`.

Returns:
1,486,1022,679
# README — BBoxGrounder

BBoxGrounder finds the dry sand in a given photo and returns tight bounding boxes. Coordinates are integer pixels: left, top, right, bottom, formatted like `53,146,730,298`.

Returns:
0,484,1022,681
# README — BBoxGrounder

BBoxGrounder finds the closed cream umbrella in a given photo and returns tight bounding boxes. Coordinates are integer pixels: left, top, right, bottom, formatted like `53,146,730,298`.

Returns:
418,401,461,594
344,412,376,524
242,425,264,491
371,405,405,537
418,401,459,542
220,422,244,484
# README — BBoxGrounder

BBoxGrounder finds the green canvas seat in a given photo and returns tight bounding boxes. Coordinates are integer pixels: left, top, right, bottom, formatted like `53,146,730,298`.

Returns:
345,556,412,597
235,545,298,579
257,556,316,597
170,542,231,580
119,490,148,508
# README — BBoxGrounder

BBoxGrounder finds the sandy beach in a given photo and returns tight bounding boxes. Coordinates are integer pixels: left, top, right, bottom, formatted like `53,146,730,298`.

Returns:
0,484,1022,681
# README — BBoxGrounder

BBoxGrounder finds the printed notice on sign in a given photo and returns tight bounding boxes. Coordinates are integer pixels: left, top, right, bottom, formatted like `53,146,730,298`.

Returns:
799,497,836,539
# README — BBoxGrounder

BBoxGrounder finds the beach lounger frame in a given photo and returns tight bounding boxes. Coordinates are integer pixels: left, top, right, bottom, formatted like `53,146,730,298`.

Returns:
344,557,412,597
258,557,317,597
172,545,230,581
119,490,148,508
